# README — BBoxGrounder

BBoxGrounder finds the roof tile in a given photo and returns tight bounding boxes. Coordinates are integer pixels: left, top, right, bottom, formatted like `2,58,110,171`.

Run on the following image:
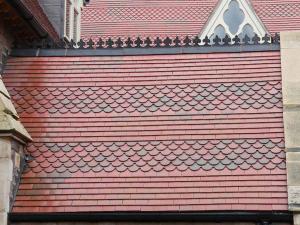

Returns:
3,51,287,213
81,0,300,39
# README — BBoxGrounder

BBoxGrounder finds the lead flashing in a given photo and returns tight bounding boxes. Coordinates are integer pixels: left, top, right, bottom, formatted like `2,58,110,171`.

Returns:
11,44,280,57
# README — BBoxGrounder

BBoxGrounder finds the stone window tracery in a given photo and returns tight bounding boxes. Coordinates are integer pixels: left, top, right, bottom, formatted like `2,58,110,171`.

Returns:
200,0,268,43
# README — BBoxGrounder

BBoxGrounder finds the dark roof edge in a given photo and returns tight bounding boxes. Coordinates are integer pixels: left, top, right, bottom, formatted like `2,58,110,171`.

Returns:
5,0,57,41
9,211,292,223
10,44,280,57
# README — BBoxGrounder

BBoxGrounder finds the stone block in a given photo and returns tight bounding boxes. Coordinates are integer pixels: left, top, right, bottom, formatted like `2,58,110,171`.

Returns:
0,79,10,99
281,31,300,49
6,114,32,141
281,31,300,106
289,186,300,211
0,212,7,225
287,152,300,162
283,110,300,149
287,160,300,186
281,49,300,105
0,112,32,142
294,213,300,225
0,159,13,180
281,31,300,214
0,138,11,158
0,94,18,119
0,180,10,212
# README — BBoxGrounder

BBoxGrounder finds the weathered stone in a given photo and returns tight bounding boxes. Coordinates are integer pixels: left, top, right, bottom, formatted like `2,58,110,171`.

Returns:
294,214,300,225
0,212,7,225
287,161,300,186
0,159,13,181
0,112,32,142
0,180,10,212
281,49,300,105
281,31,300,49
0,79,10,99
281,31,300,107
0,14,29,225
287,152,300,162
283,110,300,149
281,31,300,213
0,138,11,158
0,138,26,225
289,186,300,211
0,94,18,120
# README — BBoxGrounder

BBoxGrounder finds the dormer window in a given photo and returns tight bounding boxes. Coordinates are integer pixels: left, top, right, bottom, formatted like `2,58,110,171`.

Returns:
199,0,268,43
64,0,83,42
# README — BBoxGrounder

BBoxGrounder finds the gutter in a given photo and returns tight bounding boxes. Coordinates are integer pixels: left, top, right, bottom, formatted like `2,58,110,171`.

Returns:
9,211,293,223
5,0,52,40
10,43,280,57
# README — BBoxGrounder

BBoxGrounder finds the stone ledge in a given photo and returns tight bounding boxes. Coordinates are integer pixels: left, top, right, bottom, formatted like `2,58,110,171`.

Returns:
0,78,10,99
281,52,300,105
0,112,32,142
0,94,18,120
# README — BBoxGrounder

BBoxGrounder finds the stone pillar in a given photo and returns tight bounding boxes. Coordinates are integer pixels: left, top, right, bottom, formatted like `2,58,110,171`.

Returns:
0,76,31,225
0,138,13,225
295,214,300,225
281,31,300,224
0,12,30,225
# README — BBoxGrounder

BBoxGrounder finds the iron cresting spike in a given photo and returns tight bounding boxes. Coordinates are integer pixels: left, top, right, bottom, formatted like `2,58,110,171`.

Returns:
16,33,280,50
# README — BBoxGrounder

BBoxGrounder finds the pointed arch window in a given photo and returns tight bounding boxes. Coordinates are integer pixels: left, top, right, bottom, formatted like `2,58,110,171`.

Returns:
199,0,268,43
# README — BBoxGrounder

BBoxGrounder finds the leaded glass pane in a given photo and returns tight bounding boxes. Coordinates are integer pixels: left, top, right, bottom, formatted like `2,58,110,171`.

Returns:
223,0,245,34
210,24,226,42
238,24,255,40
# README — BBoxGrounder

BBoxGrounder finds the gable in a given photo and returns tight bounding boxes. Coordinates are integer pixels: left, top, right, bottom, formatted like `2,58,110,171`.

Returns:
199,0,268,41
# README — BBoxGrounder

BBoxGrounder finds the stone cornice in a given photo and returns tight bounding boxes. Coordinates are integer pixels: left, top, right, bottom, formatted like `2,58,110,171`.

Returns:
0,79,31,143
